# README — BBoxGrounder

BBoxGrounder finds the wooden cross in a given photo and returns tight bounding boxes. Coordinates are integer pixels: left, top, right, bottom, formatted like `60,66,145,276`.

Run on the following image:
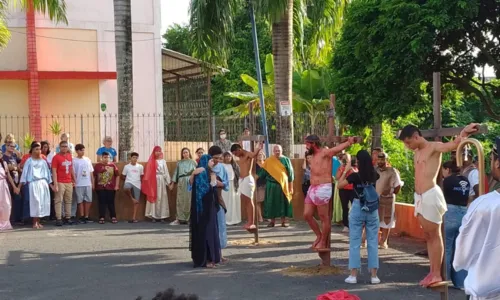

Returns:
400,72,488,299
240,134,267,245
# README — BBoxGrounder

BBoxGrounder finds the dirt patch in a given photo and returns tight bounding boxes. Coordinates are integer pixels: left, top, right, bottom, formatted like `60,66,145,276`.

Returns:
227,239,282,246
281,265,344,277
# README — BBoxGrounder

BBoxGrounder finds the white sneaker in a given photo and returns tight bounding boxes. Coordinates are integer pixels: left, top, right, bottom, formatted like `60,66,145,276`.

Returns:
345,275,357,284
170,220,180,225
342,227,349,233
371,276,381,284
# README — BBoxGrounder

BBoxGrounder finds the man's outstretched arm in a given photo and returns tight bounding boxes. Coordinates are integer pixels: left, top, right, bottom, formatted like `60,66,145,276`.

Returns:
325,137,355,157
434,123,479,153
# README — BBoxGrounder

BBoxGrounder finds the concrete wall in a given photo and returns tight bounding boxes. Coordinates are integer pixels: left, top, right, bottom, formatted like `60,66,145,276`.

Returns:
2,0,164,159
86,159,424,240
0,28,27,70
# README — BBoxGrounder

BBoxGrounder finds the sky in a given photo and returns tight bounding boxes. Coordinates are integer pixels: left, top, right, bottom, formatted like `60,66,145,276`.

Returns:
161,0,190,35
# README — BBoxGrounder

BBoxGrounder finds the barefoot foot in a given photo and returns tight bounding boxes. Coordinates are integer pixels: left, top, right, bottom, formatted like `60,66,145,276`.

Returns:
310,236,321,249
423,275,444,288
419,273,433,287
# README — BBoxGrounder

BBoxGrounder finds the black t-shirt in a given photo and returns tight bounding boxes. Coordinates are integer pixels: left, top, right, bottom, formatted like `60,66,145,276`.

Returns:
443,175,470,206
347,172,379,197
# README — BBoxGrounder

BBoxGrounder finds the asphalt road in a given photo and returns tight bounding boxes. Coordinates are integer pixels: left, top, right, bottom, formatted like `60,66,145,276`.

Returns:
0,221,464,300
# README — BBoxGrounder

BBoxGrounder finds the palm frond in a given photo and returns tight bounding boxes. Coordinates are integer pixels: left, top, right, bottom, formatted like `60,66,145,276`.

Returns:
189,0,240,66
307,0,349,65
252,0,290,24
13,0,68,24
0,0,10,49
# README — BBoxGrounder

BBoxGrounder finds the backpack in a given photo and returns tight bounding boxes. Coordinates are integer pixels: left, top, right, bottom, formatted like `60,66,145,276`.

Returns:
353,174,379,212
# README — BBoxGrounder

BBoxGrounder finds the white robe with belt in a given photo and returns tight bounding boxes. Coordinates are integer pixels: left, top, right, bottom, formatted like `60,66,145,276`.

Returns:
453,190,500,300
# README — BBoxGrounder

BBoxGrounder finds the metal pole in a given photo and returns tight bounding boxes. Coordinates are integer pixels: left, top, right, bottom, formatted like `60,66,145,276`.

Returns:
248,1,270,157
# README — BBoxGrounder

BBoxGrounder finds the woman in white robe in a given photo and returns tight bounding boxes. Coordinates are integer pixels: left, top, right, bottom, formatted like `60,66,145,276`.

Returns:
142,146,172,222
222,152,241,225
19,143,52,229
0,158,15,231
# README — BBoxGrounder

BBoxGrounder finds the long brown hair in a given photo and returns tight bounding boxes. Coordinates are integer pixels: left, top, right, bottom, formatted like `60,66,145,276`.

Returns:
180,147,192,160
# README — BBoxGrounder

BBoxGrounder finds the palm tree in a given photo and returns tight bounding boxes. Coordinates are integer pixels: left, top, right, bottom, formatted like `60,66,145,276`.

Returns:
190,0,348,155
113,0,133,161
0,0,67,49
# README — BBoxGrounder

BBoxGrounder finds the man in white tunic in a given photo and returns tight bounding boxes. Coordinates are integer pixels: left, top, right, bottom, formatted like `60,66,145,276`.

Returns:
19,143,52,229
453,137,500,300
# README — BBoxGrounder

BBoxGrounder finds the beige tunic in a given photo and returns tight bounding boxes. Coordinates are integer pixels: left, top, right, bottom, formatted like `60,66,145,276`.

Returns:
375,167,402,228
145,159,171,219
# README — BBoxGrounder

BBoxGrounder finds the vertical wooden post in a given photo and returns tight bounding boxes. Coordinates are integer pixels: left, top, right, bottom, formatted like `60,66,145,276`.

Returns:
433,72,442,142
207,71,212,150
249,102,255,135
175,76,181,137
327,94,336,148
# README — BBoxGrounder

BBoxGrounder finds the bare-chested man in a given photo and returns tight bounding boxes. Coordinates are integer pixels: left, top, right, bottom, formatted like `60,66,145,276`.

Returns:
398,123,479,287
230,142,262,232
304,135,356,252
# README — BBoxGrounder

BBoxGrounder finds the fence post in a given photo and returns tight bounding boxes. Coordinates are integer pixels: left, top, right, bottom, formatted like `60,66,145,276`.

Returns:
80,115,84,144
211,113,216,143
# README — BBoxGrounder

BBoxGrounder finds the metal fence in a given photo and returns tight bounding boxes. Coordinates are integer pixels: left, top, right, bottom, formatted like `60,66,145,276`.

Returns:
0,114,163,162
0,111,332,161
164,111,331,158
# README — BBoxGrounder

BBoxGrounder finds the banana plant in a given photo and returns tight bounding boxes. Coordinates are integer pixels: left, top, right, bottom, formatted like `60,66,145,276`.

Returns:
222,54,276,116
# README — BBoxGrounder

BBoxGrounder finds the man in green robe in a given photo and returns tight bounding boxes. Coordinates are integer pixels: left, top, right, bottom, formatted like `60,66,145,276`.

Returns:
257,145,294,227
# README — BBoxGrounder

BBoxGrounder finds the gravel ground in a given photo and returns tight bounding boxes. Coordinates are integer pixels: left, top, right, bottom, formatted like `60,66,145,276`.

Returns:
0,221,464,300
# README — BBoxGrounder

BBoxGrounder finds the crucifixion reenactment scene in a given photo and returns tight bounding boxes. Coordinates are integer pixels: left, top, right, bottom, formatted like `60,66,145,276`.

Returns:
0,1,499,300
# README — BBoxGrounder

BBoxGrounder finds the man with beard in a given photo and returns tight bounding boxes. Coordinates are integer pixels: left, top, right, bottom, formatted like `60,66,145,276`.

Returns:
375,152,402,249
453,137,500,300
303,135,356,252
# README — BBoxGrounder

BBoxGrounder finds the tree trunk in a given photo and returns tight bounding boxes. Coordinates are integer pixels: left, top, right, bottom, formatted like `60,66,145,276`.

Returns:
371,123,382,150
114,0,133,161
272,0,294,157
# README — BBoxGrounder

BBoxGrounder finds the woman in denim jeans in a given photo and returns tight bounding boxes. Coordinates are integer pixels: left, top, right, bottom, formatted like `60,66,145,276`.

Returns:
338,150,380,284
442,161,470,289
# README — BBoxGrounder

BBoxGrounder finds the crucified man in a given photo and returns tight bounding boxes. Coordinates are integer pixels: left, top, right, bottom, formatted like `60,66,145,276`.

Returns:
398,123,479,287
304,135,356,253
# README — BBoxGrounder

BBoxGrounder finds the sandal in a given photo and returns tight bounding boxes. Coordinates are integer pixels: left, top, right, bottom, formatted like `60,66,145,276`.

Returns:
111,218,118,224
267,222,275,228
99,218,105,224
128,220,138,223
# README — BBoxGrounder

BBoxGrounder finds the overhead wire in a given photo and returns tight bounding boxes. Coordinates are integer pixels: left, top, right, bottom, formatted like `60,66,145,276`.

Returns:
8,28,164,43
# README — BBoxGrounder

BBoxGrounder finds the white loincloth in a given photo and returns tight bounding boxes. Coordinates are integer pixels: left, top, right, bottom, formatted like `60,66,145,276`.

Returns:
414,185,447,224
238,176,255,199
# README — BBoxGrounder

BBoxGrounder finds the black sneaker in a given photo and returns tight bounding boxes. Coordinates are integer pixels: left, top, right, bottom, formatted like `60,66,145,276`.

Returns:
79,217,87,224
55,220,63,227
64,218,74,225
85,217,94,223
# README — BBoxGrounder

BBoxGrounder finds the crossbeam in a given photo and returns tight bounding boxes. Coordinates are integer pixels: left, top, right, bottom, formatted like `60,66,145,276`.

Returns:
304,135,361,144
403,125,489,139
240,135,267,142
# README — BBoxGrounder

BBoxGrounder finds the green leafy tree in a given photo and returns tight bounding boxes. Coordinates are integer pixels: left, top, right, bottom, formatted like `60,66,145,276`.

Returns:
331,0,500,128
190,0,348,155
163,23,192,55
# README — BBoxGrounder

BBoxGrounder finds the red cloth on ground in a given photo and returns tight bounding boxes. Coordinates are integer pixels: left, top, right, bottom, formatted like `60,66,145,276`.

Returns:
317,290,360,300
141,146,162,203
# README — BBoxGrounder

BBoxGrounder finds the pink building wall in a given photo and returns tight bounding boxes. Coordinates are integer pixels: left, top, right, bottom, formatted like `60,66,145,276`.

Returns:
0,0,163,159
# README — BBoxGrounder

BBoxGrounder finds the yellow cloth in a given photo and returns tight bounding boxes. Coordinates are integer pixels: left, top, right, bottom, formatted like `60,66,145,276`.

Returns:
263,156,292,201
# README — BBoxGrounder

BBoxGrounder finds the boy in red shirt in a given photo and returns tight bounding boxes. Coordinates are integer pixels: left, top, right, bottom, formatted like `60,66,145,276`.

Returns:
94,152,120,224
51,141,75,226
